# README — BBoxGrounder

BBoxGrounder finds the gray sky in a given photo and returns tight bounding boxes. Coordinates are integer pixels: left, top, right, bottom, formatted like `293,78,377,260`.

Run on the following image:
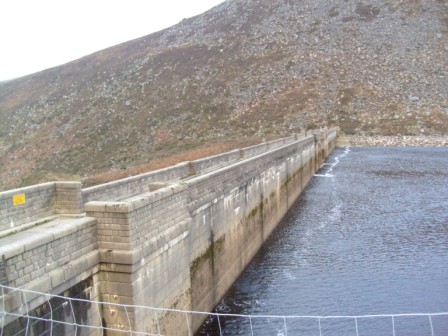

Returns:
0,0,225,81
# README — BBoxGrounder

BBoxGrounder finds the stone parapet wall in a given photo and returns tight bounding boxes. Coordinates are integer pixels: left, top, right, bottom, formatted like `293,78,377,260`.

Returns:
0,182,83,234
0,183,55,232
81,135,304,205
327,128,338,144
186,136,314,220
192,149,241,175
82,162,191,204
0,215,100,333
81,130,338,335
54,182,84,214
0,216,98,289
239,135,294,158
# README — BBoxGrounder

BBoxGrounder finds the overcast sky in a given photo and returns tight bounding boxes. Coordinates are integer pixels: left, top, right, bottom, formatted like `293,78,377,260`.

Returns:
0,0,225,81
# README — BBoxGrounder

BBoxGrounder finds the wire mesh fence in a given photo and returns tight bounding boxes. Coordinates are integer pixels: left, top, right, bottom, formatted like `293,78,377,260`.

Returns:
1,284,447,336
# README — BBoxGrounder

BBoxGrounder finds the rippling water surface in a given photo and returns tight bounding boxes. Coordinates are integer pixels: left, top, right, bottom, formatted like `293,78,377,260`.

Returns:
198,147,448,336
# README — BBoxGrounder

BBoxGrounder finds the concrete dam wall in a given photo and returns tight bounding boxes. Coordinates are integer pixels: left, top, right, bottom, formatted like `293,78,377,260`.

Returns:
0,128,338,335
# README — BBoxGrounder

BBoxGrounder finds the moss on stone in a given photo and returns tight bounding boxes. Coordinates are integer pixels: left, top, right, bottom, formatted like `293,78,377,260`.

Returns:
190,235,226,278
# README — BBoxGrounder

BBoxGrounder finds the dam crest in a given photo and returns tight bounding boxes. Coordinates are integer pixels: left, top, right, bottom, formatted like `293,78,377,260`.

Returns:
1,128,338,335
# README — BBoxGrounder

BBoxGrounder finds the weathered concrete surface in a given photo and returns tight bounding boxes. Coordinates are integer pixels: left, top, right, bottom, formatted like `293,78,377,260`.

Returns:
0,128,338,335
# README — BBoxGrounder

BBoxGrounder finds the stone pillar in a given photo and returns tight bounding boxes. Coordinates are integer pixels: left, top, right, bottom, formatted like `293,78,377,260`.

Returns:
54,181,83,215
85,201,135,334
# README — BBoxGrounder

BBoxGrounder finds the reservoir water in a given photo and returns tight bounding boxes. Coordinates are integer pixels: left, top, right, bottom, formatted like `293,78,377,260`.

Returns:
198,147,448,335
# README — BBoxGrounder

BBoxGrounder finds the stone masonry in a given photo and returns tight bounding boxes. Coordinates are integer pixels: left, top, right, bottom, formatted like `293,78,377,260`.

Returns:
0,128,338,336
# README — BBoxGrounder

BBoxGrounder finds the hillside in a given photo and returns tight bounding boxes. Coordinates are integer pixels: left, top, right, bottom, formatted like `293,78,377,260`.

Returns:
0,0,447,189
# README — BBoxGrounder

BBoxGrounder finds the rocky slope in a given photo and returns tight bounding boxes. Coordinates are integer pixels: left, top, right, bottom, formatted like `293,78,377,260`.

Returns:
0,0,447,189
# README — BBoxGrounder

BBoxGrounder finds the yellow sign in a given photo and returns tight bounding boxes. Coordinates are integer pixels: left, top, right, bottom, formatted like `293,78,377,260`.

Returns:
13,194,26,206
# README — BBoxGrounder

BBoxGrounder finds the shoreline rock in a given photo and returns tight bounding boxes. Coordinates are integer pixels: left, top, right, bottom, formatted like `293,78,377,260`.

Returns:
339,135,448,147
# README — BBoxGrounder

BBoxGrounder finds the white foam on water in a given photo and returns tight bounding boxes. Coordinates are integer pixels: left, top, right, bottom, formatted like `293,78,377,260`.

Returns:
283,270,297,280
328,203,342,223
314,173,334,178
315,146,350,178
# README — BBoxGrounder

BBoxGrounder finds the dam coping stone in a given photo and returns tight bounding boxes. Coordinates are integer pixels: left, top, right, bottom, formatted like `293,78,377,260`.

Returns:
85,183,189,213
0,216,96,260
84,136,316,213
184,136,315,185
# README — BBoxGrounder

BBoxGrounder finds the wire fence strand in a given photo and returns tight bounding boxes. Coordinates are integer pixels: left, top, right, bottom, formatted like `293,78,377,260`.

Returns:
1,284,447,335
